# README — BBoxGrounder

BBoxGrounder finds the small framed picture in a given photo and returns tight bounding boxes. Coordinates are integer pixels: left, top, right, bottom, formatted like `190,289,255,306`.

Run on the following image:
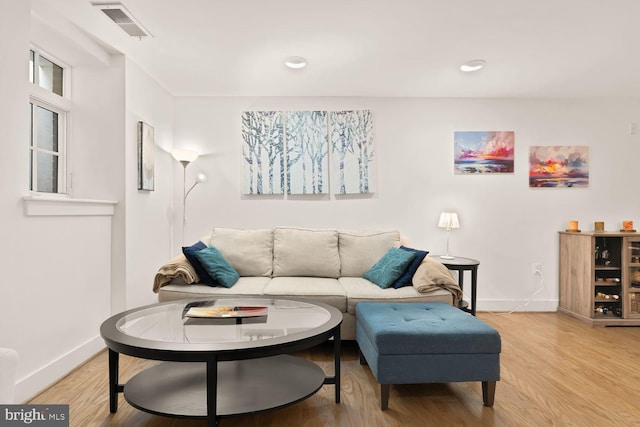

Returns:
454,131,514,174
138,121,154,191
529,145,589,188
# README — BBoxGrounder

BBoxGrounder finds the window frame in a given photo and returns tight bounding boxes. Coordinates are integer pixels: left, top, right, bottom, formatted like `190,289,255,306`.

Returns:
29,99,67,194
28,46,72,196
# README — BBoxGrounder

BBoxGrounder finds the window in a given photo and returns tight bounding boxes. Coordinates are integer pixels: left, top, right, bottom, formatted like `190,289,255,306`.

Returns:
29,101,66,193
29,48,69,194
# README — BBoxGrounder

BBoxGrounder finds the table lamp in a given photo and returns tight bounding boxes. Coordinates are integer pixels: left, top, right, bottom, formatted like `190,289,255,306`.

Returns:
438,212,460,259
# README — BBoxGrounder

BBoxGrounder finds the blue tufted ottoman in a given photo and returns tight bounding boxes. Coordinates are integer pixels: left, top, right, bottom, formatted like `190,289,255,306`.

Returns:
356,302,501,410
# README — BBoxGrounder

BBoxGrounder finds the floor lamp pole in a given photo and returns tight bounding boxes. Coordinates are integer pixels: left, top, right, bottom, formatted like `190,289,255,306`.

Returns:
180,161,189,244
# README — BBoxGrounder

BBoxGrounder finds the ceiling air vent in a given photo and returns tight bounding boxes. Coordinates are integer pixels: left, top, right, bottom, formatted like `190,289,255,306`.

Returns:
91,2,153,39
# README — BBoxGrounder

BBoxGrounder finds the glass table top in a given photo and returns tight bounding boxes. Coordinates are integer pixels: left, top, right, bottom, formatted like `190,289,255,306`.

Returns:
115,298,332,345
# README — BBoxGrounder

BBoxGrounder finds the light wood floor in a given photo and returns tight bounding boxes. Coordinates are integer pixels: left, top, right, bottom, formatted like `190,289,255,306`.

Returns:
29,312,640,426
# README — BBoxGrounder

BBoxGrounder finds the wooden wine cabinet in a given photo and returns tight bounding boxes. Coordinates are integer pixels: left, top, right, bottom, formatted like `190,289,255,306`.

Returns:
559,231,640,326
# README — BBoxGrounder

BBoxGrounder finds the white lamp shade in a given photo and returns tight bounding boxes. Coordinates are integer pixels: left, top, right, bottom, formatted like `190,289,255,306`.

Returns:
172,148,199,163
438,212,460,230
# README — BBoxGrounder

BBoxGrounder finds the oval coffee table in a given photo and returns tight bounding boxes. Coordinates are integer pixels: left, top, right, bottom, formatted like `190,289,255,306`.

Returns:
100,297,343,426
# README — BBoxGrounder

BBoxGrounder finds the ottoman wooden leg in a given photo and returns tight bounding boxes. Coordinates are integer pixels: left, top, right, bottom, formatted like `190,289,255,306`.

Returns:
359,349,367,365
381,384,390,410
482,381,496,407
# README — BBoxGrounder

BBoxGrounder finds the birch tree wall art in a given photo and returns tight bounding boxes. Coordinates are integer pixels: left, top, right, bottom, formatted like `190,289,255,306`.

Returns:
330,110,376,194
285,111,328,194
242,111,285,195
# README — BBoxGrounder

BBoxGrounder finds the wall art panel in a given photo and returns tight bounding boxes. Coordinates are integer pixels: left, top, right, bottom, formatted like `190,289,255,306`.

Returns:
330,110,376,194
242,111,284,195
285,111,328,194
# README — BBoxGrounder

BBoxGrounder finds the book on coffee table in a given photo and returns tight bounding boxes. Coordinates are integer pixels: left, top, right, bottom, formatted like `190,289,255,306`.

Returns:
184,305,268,318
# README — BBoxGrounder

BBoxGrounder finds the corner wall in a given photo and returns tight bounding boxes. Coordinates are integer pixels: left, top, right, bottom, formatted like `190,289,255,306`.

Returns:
0,1,175,402
0,1,121,403
124,59,175,310
173,96,640,311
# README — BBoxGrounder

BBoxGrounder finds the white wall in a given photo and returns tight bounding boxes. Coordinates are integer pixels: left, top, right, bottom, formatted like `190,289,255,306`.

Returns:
0,0,120,403
124,59,175,310
174,96,640,311
0,1,175,402
72,55,127,319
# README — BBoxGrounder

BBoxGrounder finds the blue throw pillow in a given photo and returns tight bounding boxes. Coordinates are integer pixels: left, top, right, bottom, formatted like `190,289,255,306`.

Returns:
182,241,217,286
194,245,240,288
392,246,429,289
364,247,416,289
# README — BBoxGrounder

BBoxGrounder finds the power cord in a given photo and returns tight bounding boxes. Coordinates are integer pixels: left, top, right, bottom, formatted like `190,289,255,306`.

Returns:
499,269,545,315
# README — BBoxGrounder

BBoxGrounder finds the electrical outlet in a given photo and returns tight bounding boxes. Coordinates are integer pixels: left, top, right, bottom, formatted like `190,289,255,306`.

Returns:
532,263,542,275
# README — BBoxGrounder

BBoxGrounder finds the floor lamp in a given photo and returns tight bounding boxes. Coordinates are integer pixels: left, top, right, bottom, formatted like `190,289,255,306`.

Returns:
438,212,460,259
172,149,206,243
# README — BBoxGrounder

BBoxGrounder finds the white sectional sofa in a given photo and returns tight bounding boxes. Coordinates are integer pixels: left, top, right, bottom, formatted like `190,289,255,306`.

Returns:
154,227,461,340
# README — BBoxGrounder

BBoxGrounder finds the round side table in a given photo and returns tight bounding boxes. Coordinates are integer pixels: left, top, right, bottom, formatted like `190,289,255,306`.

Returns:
430,256,479,316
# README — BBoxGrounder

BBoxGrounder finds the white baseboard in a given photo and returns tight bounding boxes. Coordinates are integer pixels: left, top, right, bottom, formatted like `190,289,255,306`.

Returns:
477,299,558,313
14,336,105,403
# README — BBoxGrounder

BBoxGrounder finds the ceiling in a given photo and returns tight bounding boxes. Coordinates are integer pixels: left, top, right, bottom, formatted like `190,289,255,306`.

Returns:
32,0,640,98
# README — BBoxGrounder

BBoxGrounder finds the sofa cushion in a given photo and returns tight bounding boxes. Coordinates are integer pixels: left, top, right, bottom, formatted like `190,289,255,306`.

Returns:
157,277,271,302
273,227,340,278
194,246,240,288
338,230,401,277
263,277,347,312
392,246,429,288
182,241,217,286
210,228,274,277
363,247,416,289
199,233,213,246
339,277,454,314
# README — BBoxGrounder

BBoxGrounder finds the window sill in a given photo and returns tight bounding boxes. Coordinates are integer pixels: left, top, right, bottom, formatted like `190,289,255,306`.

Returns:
23,196,117,217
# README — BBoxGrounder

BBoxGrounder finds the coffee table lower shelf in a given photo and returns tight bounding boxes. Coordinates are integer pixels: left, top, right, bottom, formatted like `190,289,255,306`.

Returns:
124,355,325,420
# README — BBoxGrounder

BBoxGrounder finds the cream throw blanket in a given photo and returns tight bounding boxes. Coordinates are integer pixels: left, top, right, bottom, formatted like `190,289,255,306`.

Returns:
152,254,200,293
412,257,463,302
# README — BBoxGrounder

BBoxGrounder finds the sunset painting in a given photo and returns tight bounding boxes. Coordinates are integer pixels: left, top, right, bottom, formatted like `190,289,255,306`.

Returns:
529,146,589,188
454,131,514,174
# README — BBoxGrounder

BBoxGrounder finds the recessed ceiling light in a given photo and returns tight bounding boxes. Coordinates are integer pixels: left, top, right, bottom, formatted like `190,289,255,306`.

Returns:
460,59,486,72
285,56,307,69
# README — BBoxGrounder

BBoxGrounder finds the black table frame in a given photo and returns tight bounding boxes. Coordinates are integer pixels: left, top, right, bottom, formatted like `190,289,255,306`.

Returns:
436,256,480,316
101,298,342,426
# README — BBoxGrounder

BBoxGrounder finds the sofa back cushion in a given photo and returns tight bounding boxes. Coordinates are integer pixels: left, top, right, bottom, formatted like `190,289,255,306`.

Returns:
210,228,274,277
338,229,401,277
273,227,340,278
